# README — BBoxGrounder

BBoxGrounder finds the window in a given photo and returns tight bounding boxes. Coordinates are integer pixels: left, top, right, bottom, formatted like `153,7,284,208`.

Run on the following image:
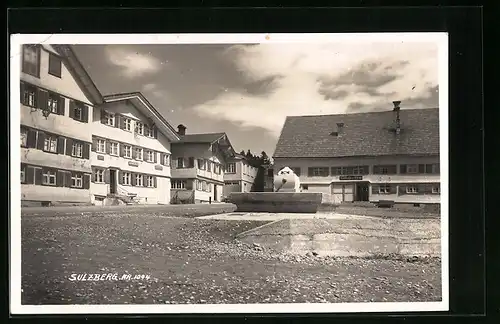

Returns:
378,184,391,194
104,111,115,126
432,185,440,194
110,142,119,156
146,175,154,187
308,167,329,177
42,169,56,186
135,122,144,135
202,181,207,191
163,154,170,166
198,159,206,170
122,172,131,185
406,164,418,174
226,163,236,173
21,128,27,147
96,139,106,153
73,105,82,121
21,166,26,183
21,83,37,107
43,135,58,153
172,180,186,189
374,165,397,175
72,142,83,158
146,150,155,162
207,160,212,172
123,145,132,158
135,174,144,186
406,185,419,194
123,118,132,131
22,45,40,77
71,173,83,188
47,93,59,113
94,169,104,183
214,164,221,174
177,157,185,168
144,126,153,137
48,53,62,78
134,147,143,160
428,164,440,174
196,180,203,191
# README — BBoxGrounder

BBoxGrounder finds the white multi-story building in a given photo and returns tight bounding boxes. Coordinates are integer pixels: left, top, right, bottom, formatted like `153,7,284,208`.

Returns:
223,153,259,197
90,92,180,205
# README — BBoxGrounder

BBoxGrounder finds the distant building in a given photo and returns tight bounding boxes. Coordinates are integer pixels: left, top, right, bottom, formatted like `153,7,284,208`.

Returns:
20,44,103,206
170,125,235,204
90,92,180,205
272,103,441,205
223,153,259,197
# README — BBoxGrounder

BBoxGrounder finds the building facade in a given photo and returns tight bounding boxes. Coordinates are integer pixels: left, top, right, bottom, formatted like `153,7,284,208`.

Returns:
223,153,259,197
90,92,180,205
170,125,235,204
19,44,103,206
272,104,441,205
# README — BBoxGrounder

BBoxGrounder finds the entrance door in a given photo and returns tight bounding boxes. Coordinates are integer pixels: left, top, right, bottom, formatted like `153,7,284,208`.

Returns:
213,185,218,202
109,169,117,194
355,183,369,201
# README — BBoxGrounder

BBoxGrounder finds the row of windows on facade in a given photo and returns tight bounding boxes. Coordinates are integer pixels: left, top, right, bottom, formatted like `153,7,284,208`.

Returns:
171,179,214,192
371,183,440,195
21,164,90,189
21,127,90,159
91,168,158,188
224,162,255,174
21,82,89,123
92,137,169,165
175,157,223,174
289,164,440,177
100,110,158,138
23,44,62,78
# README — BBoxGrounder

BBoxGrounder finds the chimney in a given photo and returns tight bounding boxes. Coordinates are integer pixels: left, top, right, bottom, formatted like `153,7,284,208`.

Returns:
336,122,344,136
177,124,186,136
392,101,401,135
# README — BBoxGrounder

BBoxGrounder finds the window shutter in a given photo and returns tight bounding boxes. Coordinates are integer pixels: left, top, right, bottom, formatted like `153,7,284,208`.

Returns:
56,137,65,154
119,144,124,157
92,138,97,152
131,173,137,186
20,82,26,103
36,132,45,150
91,168,96,183
104,169,110,184
308,168,313,177
83,143,90,159
56,170,65,187
188,157,194,168
400,165,407,174
390,185,397,194
425,164,432,174
82,105,89,123
26,129,37,148
26,166,35,184
153,152,158,163
100,109,106,124
154,176,157,188
418,164,425,174
34,168,42,185
435,164,440,173
153,127,158,139
57,96,65,115
115,115,121,128
399,185,407,195
65,138,73,156
69,101,75,119
118,171,123,184
143,176,148,187
119,116,125,130
133,147,137,159
160,154,165,166
61,171,69,187
185,179,192,190
105,141,111,154
37,89,48,111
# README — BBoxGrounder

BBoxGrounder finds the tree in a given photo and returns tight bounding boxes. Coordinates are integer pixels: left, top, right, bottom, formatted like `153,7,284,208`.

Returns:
240,150,246,156
260,151,271,166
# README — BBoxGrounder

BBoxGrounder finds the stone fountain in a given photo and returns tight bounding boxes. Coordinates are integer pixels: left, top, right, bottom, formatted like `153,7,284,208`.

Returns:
227,167,323,213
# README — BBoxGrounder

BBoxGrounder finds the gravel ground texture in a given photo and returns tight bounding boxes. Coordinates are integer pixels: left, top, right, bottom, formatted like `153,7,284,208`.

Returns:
21,213,442,305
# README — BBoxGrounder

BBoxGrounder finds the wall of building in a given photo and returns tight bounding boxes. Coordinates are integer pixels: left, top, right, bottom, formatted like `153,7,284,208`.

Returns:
20,45,94,204
223,158,258,196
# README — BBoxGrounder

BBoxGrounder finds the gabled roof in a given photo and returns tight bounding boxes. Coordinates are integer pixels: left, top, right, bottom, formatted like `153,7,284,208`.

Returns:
175,132,226,144
273,108,440,159
102,92,180,142
51,45,104,105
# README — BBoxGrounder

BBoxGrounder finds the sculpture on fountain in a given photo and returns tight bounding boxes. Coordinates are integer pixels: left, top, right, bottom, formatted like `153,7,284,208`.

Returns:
273,166,301,193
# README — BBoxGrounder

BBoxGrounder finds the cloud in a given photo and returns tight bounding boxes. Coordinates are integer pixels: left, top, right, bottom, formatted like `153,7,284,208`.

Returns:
191,41,440,137
105,47,162,78
142,83,166,98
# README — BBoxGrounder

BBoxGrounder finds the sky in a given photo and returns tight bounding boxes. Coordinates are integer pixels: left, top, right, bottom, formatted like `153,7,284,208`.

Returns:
72,40,440,156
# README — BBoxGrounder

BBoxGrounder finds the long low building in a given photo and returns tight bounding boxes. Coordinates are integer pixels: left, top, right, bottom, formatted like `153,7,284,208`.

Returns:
272,103,441,206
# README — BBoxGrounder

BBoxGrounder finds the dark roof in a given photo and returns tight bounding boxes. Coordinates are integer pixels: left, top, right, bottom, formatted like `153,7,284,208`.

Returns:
273,108,440,159
175,132,226,144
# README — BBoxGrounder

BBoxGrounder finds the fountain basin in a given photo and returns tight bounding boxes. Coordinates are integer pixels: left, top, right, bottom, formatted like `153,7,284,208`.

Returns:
228,192,323,213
